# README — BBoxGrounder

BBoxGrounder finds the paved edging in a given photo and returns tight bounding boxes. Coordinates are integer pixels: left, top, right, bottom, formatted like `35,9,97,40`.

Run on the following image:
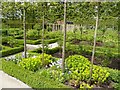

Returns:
0,70,32,89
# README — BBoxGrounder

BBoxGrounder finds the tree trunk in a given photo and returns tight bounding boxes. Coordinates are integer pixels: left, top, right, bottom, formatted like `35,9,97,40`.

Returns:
42,12,45,66
62,0,67,73
90,3,99,81
23,7,27,58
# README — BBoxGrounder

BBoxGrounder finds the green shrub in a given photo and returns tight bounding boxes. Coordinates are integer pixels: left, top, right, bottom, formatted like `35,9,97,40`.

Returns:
19,53,57,71
32,47,61,55
2,36,21,47
14,35,23,39
1,46,24,57
27,29,40,40
66,55,110,84
44,38,59,44
2,30,8,36
45,47,62,54
80,82,93,89
33,23,42,30
0,45,11,50
45,31,62,39
2,60,68,88
107,69,120,83
19,56,42,72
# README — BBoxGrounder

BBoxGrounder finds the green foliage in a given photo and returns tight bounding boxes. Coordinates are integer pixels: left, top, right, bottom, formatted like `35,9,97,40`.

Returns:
19,53,57,71
47,27,52,31
32,46,61,55
19,56,42,72
45,31,62,39
108,69,120,83
66,55,110,84
14,35,23,39
80,82,93,89
1,46,24,57
44,38,59,44
2,60,68,88
45,47,62,54
27,29,40,40
0,45,11,50
33,23,42,30
2,36,22,47
7,37,19,47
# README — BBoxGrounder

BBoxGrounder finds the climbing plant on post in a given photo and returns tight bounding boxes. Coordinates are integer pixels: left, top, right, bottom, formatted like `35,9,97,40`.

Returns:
90,1,99,81
62,0,67,73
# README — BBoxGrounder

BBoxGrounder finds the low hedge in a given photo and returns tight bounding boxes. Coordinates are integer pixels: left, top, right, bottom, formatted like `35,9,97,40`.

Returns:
44,38,60,44
2,60,68,88
14,35,23,39
1,46,24,57
0,45,11,50
16,39,41,45
31,47,61,54
66,43,119,60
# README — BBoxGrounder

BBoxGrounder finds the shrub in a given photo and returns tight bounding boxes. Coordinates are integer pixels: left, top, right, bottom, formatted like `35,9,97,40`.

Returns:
27,29,40,40
80,82,93,89
14,35,23,39
19,53,57,71
66,55,110,84
45,47,62,54
1,46,24,57
19,56,42,72
2,60,68,88
44,38,59,44
32,47,61,55
0,45,11,50
33,23,42,30
2,36,21,47
45,31,62,39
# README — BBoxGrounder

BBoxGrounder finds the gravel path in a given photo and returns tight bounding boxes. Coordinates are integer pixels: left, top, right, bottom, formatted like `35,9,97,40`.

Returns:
26,42,59,50
0,70,32,89
4,42,59,60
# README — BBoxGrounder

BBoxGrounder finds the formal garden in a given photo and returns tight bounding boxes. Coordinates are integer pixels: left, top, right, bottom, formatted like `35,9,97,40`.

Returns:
1,1,120,90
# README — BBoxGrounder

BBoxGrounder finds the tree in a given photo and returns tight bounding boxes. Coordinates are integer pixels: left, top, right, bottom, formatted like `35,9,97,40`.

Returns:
90,2,100,81
23,4,27,58
62,0,67,73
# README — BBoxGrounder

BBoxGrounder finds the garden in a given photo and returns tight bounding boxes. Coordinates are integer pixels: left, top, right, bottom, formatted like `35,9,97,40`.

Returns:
1,1,120,90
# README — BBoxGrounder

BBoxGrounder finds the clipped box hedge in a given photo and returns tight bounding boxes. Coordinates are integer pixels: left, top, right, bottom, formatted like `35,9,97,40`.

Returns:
31,47,61,54
1,46,24,57
2,60,68,88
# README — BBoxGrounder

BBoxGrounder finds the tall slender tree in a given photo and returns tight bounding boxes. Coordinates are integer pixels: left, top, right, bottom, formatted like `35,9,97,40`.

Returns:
62,0,67,73
90,1,99,81
42,3,45,66
23,2,27,58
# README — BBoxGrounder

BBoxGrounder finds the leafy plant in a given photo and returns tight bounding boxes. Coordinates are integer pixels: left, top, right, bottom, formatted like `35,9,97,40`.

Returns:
80,82,93,89
66,55,110,84
19,53,57,71
27,29,40,40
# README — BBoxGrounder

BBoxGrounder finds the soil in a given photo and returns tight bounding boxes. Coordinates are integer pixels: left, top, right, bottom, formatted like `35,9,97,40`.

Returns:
108,58,120,70
51,51,120,70
64,80,113,89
